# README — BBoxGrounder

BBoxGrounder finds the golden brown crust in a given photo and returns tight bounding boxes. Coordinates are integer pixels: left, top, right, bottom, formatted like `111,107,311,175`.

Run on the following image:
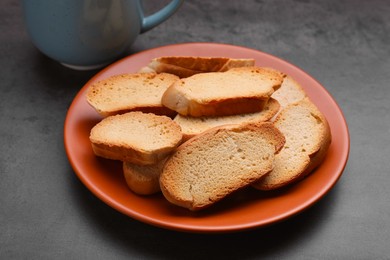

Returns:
91,142,168,165
300,105,332,178
174,98,280,141
160,122,285,211
161,67,285,117
156,56,232,71
142,56,255,78
89,112,183,165
170,95,269,117
123,158,167,195
86,73,179,117
252,98,332,190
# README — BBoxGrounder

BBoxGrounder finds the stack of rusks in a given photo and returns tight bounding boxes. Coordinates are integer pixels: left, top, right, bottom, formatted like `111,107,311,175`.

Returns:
87,57,332,211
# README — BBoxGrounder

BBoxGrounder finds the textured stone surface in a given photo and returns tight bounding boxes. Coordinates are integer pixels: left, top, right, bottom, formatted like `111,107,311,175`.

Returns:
1,0,390,259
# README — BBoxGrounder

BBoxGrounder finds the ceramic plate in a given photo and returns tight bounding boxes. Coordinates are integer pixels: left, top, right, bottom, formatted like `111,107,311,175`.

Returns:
64,43,349,233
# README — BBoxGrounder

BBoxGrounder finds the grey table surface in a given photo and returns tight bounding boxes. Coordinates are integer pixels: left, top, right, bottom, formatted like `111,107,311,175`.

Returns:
1,0,390,259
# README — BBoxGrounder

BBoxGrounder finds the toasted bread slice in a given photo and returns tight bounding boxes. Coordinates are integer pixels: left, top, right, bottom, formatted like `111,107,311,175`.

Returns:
174,98,280,141
161,67,285,117
123,158,167,195
252,98,331,190
271,75,307,109
139,56,255,78
86,73,179,117
89,112,182,165
160,122,285,211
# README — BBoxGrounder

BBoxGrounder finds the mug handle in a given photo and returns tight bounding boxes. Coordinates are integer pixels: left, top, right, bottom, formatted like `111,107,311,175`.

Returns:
140,0,184,33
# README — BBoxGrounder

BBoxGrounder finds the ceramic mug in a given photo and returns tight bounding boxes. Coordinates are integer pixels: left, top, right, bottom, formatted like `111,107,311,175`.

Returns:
21,0,184,70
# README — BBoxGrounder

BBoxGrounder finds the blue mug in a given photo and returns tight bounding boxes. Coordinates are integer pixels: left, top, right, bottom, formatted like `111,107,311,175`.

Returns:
21,0,184,70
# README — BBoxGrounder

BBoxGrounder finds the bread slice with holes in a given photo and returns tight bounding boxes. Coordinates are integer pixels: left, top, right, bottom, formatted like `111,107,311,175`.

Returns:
139,56,255,78
252,98,331,190
159,122,285,211
161,67,285,117
86,73,179,117
174,98,280,141
89,112,182,165
123,158,167,195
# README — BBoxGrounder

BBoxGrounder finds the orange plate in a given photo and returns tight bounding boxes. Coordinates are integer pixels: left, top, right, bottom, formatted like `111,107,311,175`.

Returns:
64,43,350,233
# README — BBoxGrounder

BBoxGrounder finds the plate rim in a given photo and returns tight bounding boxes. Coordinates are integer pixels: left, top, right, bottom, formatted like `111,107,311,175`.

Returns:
64,42,350,233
